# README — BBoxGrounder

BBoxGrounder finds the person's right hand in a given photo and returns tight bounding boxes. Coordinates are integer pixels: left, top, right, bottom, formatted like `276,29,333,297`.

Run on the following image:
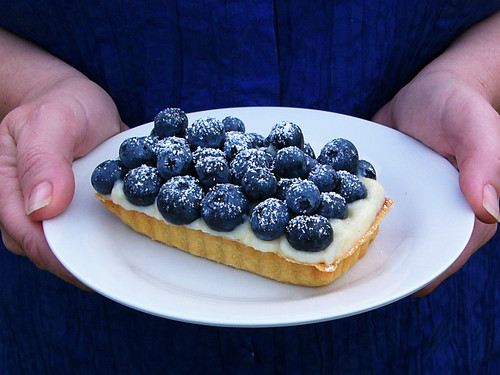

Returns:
0,75,126,288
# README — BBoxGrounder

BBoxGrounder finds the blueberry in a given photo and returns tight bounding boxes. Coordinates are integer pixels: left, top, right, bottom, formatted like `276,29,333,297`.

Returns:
246,133,267,148
230,148,275,185
91,159,127,195
186,117,225,149
123,165,162,206
285,180,321,215
119,136,156,169
275,177,302,200
317,138,359,173
250,198,290,240
241,167,277,201
201,184,250,232
194,156,231,189
305,154,318,172
286,215,333,251
152,108,188,138
154,136,189,155
335,170,367,203
316,192,348,219
222,116,245,132
223,131,253,161
192,147,227,165
156,143,192,180
274,146,310,179
266,121,304,150
356,159,377,179
156,176,204,225
303,142,316,159
308,164,339,192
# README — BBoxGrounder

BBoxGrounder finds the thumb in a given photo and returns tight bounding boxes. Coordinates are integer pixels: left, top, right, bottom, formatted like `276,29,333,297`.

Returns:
12,103,86,221
23,156,75,221
451,100,500,224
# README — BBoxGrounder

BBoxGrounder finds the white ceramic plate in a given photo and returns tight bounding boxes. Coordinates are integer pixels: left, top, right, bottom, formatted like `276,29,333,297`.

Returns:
44,107,474,327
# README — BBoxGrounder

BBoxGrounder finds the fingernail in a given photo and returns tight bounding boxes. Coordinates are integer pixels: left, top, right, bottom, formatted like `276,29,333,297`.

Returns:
483,184,500,222
26,181,53,215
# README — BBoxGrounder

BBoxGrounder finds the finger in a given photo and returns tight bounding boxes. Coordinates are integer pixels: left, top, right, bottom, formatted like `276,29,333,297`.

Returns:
5,100,87,221
372,101,394,128
24,220,92,290
377,89,500,224
0,101,91,290
444,96,500,224
0,157,91,291
0,228,24,255
0,78,122,291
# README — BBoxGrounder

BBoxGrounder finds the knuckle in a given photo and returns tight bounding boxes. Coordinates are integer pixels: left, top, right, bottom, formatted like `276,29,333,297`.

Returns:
0,204,50,270
0,104,39,136
17,146,55,184
22,233,49,271
0,219,48,272
1,106,25,128
0,229,24,256
483,222,498,242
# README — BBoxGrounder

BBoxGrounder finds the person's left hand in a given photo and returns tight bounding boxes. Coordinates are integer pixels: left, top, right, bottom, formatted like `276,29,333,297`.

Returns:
373,69,499,296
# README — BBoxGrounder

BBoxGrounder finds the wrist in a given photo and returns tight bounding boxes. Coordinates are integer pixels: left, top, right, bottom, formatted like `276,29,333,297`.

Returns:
0,28,87,119
428,10,500,110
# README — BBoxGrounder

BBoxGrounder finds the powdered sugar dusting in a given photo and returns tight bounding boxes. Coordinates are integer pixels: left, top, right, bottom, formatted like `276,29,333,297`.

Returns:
162,175,203,205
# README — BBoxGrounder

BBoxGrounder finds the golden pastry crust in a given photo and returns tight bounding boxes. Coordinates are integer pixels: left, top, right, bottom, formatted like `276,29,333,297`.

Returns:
96,194,393,287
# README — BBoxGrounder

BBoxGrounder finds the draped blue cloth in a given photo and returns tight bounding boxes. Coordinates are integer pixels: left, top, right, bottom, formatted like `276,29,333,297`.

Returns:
1,1,499,374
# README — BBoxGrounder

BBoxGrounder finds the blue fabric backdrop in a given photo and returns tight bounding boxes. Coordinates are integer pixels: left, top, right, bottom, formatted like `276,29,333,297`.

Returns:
0,1,499,374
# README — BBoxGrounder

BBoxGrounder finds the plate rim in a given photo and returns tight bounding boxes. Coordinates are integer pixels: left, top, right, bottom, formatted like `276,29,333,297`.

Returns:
43,106,475,327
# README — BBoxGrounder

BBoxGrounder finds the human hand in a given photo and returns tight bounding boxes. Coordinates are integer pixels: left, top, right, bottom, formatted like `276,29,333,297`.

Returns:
373,69,499,296
0,76,125,289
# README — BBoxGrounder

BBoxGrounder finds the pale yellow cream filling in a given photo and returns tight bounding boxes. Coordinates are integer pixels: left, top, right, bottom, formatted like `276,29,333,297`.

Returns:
109,178,385,265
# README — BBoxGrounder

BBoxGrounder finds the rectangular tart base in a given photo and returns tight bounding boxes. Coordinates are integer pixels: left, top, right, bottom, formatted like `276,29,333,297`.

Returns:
97,194,393,287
